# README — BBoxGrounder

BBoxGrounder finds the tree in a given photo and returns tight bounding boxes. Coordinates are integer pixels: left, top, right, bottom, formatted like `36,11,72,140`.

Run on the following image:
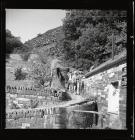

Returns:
6,29,24,58
6,29,33,61
62,10,127,71
14,67,27,80
27,60,48,88
19,44,32,61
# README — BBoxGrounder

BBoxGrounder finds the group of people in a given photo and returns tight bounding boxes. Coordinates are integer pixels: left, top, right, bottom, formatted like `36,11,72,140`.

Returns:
67,70,85,95
49,58,86,96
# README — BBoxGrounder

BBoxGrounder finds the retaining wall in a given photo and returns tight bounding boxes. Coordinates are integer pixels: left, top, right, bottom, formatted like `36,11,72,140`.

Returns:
6,101,97,129
82,55,127,129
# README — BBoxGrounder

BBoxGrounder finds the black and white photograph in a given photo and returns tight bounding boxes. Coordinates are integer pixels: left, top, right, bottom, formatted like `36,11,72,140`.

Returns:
4,8,129,130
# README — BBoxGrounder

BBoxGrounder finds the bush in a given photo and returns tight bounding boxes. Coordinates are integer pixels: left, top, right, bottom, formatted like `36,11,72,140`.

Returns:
28,60,48,88
62,10,127,71
30,99,39,108
20,52,31,61
14,67,27,80
6,29,24,57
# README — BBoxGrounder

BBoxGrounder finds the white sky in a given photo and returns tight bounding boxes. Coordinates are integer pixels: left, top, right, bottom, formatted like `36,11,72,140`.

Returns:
6,9,66,43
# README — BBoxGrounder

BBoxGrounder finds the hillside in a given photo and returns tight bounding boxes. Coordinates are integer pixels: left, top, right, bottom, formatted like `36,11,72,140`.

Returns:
6,12,127,93
6,10,127,76
24,26,65,66
23,9,127,74
6,25,66,89
22,26,66,79
25,26,64,49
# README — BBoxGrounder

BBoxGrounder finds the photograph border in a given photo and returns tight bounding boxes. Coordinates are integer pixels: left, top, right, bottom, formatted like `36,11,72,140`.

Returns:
0,0,134,139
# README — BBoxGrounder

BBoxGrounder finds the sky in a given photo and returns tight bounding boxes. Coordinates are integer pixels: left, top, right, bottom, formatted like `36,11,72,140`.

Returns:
6,9,66,43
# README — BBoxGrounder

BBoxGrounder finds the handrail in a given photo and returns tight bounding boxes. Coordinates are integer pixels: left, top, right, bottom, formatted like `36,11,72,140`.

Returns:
73,110,103,115
73,110,118,116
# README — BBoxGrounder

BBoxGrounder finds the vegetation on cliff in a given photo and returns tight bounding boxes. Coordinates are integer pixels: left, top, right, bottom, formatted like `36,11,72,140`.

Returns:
62,10,127,71
6,10,127,84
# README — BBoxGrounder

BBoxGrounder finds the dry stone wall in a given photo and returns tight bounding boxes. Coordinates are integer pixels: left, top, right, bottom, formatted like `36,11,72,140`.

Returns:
6,85,70,103
6,86,67,106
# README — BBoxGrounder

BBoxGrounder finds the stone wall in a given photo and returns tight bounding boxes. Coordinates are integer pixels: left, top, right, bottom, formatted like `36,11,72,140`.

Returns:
82,58,127,129
6,85,49,96
6,101,97,129
6,85,70,103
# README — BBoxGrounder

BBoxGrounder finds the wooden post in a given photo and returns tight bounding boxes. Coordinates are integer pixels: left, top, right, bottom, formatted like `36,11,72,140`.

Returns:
101,115,104,128
93,113,96,126
112,33,115,60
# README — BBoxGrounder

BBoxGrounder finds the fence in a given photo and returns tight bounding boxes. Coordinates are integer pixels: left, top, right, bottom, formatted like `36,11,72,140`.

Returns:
6,85,61,99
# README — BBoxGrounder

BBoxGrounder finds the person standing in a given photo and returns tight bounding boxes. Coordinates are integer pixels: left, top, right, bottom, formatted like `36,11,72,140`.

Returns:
67,71,72,92
72,71,77,94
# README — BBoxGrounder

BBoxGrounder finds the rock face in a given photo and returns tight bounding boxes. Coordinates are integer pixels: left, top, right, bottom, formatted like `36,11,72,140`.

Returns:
50,59,69,92
51,68,65,91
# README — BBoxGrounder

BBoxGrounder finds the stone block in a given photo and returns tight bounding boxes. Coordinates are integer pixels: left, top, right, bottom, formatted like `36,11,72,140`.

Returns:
119,103,126,109
108,115,123,129
54,115,66,124
54,107,66,114
119,108,126,113
119,100,127,104
119,112,126,119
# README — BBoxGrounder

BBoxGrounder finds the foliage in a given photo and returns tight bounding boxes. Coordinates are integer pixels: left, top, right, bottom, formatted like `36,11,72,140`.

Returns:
28,60,50,88
16,43,32,61
6,29,23,57
20,52,31,61
62,10,127,71
14,67,27,80
10,103,21,109
37,33,42,37
20,49,31,61
30,99,39,108
6,29,32,60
